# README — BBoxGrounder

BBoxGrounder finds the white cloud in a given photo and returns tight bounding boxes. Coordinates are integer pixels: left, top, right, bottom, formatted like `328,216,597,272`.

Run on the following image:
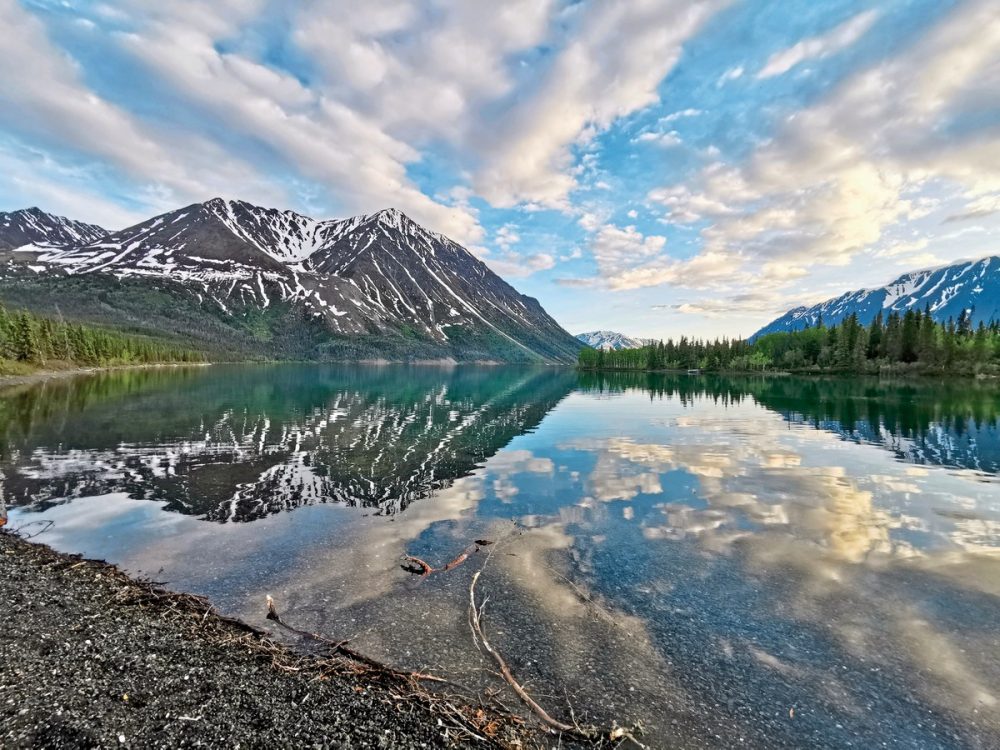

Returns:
944,194,1000,223
113,2,486,245
661,108,702,123
577,211,605,232
0,141,147,229
471,0,728,208
486,251,556,278
634,131,682,147
0,0,270,212
716,65,744,86
495,224,521,251
591,224,666,273
652,290,793,317
758,9,880,79
649,0,1000,294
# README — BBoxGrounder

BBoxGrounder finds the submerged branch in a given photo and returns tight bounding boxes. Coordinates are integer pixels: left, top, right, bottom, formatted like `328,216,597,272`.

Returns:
468,570,577,734
402,539,494,578
468,568,646,747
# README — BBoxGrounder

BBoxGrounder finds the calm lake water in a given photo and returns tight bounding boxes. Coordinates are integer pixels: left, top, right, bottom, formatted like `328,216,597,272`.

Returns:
5,364,1000,748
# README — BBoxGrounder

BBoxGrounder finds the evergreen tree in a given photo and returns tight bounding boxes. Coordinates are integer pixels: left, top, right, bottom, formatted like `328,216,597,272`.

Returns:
900,309,919,363
13,312,39,362
867,312,884,360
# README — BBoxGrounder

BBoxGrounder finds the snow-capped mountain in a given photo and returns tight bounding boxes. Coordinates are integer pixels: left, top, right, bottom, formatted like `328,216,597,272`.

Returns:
0,207,107,250
0,200,581,362
576,330,644,350
752,256,1000,340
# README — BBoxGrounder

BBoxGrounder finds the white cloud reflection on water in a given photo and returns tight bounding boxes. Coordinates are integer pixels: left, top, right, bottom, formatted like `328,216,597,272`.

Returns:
10,382,1000,745
542,392,1000,732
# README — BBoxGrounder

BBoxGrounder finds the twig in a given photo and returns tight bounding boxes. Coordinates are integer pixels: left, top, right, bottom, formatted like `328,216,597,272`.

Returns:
11,519,54,539
468,570,577,735
544,564,633,635
401,555,434,577
401,539,494,578
468,560,646,747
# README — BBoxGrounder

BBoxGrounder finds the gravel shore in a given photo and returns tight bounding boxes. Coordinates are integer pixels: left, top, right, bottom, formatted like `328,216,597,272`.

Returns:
0,532,530,749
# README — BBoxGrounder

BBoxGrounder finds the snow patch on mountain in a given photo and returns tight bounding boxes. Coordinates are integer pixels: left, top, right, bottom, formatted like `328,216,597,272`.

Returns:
0,200,581,362
752,256,1000,340
0,207,107,250
576,330,644,350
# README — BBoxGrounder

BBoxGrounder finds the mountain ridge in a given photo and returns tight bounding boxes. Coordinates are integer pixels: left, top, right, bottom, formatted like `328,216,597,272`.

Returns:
576,330,644,350
0,207,107,251
752,255,1000,340
0,200,580,363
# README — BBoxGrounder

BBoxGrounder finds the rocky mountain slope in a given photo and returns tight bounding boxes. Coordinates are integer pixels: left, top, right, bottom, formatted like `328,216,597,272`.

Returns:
0,207,107,251
753,256,1000,339
576,330,644,350
0,200,580,362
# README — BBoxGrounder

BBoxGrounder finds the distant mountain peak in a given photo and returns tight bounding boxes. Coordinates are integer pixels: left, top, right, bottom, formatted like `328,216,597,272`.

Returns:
0,207,107,250
752,255,1000,340
364,207,422,233
576,330,644,350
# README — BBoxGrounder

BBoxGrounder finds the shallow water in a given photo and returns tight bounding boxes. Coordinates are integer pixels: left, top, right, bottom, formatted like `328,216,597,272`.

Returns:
5,365,1000,748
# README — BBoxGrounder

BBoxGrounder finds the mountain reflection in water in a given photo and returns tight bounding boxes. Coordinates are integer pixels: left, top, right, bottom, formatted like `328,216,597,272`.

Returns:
3,366,999,748
0,365,576,521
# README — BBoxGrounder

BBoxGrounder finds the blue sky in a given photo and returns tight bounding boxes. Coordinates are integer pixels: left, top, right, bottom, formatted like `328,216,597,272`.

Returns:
2,0,999,339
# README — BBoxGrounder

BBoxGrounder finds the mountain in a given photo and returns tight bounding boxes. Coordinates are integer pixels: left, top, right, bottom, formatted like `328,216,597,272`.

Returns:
0,207,107,251
752,256,1000,340
576,330,644,350
0,200,581,363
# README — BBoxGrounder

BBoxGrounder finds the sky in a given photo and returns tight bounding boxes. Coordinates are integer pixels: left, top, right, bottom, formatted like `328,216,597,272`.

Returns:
1,0,999,339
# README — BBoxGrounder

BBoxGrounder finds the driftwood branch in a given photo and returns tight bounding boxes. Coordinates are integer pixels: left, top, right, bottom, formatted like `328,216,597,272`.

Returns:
468,569,646,747
8,519,54,539
402,539,494,578
468,570,578,734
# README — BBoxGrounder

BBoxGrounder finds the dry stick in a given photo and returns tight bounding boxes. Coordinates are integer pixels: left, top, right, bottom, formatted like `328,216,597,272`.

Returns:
265,590,535,746
543,564,633,636
402,539,493,578
467,551,644,747
46,543,500,744
10,519,54,539
468,570,578,736
401,555,434,577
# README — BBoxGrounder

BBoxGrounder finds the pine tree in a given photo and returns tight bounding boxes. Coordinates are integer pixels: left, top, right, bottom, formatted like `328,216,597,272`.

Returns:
901,309,919,363
13,312,39,362
867,312,884,360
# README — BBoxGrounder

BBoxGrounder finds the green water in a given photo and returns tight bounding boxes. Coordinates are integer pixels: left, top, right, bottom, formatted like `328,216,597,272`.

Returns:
5,365,999,748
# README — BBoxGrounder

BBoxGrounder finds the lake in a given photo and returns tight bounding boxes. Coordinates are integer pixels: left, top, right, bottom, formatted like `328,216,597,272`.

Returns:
4,364,999,748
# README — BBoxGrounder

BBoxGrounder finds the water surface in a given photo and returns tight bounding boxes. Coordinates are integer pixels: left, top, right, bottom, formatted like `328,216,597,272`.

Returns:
5,365,999,748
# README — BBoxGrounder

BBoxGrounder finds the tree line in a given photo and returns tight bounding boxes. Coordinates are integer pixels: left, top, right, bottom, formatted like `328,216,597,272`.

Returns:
0,304,203,369
578,308,1000,375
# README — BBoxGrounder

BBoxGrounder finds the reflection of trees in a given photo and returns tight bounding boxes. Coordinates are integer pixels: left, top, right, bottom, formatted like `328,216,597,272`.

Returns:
1,365,575,522
578,371,1000,472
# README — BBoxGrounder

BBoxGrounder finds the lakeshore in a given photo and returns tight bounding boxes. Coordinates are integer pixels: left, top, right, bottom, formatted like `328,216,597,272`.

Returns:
0,362,212,390
0,532,532,749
